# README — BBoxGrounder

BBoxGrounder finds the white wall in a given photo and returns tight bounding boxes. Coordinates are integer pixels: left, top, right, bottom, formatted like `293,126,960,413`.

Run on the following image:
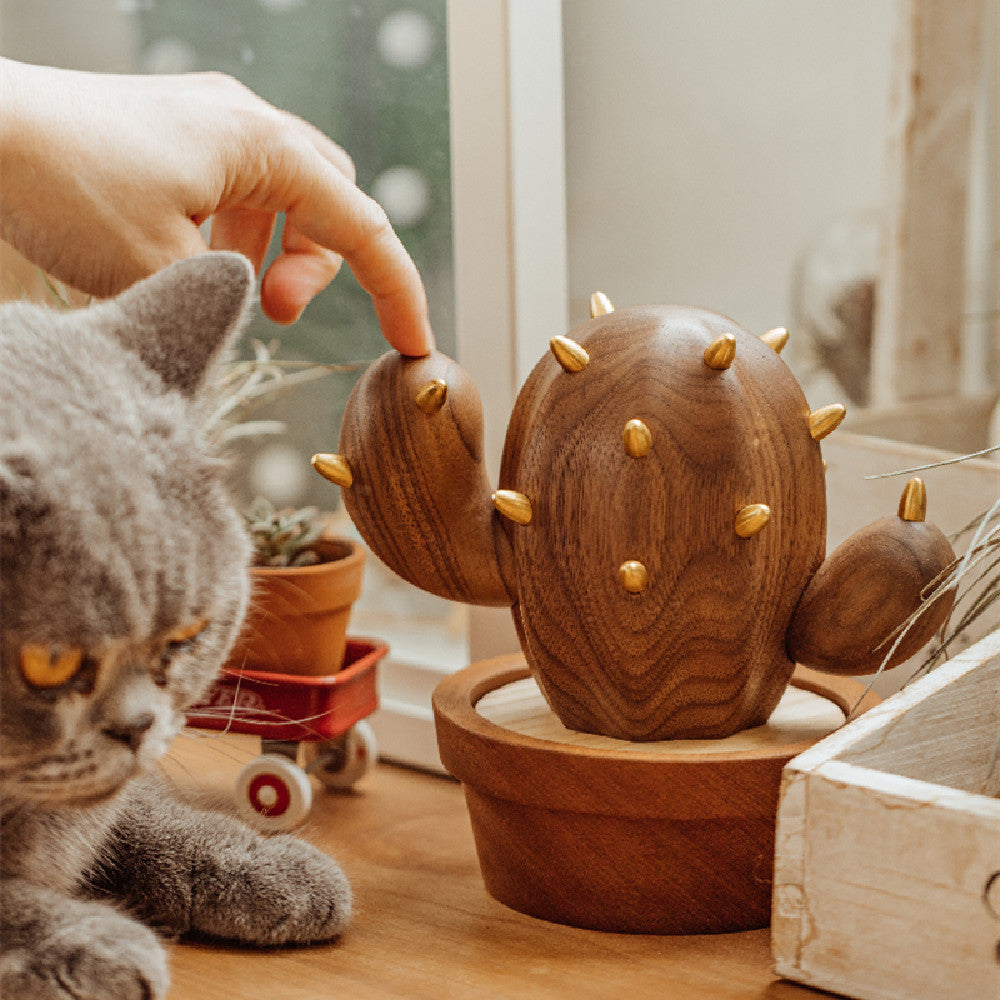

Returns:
562,0,894,339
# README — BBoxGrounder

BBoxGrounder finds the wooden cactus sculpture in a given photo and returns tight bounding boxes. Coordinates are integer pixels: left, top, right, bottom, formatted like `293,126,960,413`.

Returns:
314,297,956,740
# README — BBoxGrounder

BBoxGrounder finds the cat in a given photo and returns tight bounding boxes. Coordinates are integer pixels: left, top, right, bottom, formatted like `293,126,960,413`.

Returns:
0,253,351,1000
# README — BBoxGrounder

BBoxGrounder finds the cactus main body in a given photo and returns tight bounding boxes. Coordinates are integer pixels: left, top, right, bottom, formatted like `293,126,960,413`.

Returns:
319,301,956,741
499,306,826,738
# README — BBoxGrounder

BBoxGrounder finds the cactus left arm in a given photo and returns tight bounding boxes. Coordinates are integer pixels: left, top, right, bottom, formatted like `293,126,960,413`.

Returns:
315,350,516,607
787,479,956,675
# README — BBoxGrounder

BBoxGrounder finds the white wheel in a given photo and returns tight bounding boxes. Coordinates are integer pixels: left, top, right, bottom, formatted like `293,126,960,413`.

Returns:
304,721,378,790
235,754,312,831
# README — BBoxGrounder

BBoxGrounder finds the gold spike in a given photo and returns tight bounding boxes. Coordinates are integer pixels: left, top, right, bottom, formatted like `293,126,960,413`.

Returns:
415,379,447,415
735,503,771,539
808,403,846,441
619,560,648,593
590,291,614,317
898,477,927,522
822,458,828,473
550,336,590,373
311,453,353,489
492,490,532,526
622,419,652,458
760,327,789,354
704,333,736,370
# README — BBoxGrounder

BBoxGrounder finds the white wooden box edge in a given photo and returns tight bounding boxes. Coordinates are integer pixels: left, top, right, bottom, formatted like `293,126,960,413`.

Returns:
786,628,1000,775
772,628,1000,1000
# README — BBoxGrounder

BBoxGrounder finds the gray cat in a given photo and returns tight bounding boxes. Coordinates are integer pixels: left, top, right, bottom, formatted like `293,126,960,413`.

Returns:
0,253,351,1000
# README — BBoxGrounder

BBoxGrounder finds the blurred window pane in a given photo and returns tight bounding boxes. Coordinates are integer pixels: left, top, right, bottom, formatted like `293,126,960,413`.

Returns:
2,0,463,669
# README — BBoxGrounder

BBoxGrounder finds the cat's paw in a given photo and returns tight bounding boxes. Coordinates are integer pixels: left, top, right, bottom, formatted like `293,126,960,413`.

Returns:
0,904,169,1000
193,834,352,945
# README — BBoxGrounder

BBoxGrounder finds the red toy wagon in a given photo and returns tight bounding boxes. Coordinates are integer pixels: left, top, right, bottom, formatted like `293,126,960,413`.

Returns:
185,638,388,830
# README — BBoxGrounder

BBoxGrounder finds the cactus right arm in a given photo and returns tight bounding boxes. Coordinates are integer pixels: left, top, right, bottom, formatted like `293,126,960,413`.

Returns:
786,480,957,675
319,350,516,607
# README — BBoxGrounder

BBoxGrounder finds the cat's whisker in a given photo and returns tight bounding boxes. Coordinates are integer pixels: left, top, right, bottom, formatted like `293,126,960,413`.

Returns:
187,661,347,739
172,729,258,768
186,704,338,734
221,668,247,735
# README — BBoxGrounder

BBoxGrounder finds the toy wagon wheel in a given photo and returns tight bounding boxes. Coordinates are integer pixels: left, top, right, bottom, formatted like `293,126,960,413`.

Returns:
303,721,378,790
235,754,312,831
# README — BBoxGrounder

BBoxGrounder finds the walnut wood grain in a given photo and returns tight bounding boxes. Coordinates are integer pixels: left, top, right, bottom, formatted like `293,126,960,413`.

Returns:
499,307,827,740
787,515,956,674
432,655,877,934
337,351,514,606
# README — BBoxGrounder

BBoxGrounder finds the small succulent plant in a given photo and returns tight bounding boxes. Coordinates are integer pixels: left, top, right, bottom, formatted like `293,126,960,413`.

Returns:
244,498,326,568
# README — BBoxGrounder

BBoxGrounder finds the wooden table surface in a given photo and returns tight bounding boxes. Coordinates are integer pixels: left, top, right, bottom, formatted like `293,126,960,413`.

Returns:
162,731,821,1000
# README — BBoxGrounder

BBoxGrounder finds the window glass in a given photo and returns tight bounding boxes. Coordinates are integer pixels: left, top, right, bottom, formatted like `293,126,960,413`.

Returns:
2,0,461,661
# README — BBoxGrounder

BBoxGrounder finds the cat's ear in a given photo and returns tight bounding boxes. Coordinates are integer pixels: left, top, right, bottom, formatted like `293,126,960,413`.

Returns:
107,252,255,397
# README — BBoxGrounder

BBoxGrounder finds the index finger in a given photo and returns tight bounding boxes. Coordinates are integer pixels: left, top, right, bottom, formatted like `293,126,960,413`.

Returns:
284,155,435,357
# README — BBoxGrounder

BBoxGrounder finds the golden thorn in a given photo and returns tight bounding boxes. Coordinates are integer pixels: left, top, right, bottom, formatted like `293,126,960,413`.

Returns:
760,327,789,354
898,477,927,522
311,453,353,489
822,458,827,472
492,489,532,526
550,336,590,373
622,419,652,458
415,379,448,415
808,403,846,441
619,560,649,593
704,333,736,370
735,504,771,538
590,291,615,317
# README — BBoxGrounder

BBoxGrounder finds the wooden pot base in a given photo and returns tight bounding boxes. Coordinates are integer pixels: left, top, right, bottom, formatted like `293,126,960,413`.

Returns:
432,656,876,935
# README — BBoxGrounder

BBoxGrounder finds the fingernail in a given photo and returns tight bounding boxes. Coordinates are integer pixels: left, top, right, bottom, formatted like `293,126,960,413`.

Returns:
396,314,435,357
420,318,436,353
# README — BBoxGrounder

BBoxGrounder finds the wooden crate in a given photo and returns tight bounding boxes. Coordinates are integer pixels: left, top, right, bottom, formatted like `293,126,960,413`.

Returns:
772,628,1000,1000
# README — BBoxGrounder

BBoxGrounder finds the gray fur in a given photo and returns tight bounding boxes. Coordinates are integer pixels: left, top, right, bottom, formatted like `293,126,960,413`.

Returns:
0,254,351,1000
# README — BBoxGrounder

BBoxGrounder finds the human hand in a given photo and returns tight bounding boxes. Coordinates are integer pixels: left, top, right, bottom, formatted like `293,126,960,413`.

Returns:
0,59,433,355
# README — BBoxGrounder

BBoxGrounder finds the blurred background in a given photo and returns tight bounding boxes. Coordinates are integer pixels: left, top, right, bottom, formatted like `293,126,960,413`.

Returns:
561,0,997,450
1,0,464,676
3,0,995,489
2,1,997,759
0,0,456,511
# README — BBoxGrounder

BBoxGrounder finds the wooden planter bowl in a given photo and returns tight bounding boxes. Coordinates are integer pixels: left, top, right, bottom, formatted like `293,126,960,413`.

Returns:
227,538,365,676
433,655,876,935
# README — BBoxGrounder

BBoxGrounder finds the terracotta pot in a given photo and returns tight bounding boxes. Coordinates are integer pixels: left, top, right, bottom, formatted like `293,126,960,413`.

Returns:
227,537,365,676
433,655,878,935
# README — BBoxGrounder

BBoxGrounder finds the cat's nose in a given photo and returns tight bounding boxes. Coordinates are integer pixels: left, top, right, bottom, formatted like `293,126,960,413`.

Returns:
103,712,155,752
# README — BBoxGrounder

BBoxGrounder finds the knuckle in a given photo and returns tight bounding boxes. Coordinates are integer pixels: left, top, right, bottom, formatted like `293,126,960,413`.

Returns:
196,70,249,96
342,197,396,276
362,197,392,239
340,150,357,184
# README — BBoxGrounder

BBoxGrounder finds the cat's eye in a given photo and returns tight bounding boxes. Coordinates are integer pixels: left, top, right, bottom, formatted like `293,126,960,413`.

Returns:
165,618,209,649
19,644,85,689
157,619,210,679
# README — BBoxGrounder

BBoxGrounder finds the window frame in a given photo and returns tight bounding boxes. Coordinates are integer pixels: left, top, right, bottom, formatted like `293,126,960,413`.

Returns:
369,0,568,771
